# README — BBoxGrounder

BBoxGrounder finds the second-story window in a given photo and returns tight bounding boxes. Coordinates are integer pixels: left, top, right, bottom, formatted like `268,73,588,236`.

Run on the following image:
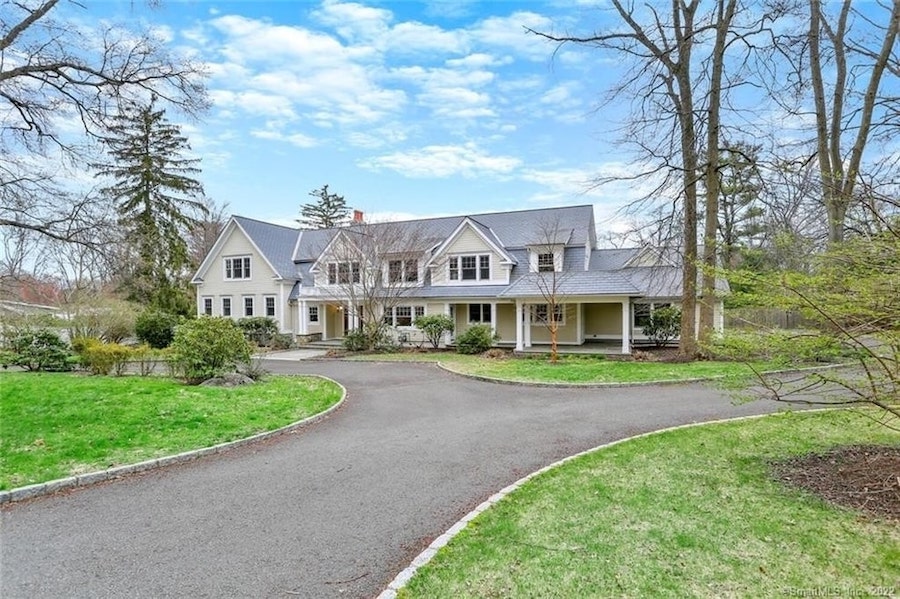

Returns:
327,262,360,284
389,259,419,283
449,254,490,281
537,252,556,272
225,256,251,280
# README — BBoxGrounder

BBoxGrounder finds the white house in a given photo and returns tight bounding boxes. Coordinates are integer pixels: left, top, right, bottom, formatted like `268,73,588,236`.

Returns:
191,204,726,353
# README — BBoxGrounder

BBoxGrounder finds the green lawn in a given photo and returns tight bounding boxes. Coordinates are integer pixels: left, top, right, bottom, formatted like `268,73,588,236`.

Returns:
349,352,773,384
0,372,343,490
398,410,899,598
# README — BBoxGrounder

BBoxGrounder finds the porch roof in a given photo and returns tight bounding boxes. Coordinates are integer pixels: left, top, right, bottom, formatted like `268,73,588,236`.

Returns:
498,271,643,298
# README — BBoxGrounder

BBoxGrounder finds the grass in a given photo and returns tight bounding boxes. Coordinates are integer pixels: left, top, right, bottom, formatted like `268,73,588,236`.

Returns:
349,352,776,384
0,372,342,490
398,410,900,598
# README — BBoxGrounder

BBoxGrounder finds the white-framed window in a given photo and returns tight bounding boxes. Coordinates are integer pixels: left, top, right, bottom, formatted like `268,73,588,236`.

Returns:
264,296,276,318
221,297,232,317
202,297,213,316
327,261,360,285
243,296,254,317
383,305,425,327
633,302,671,329
225,256,251,280
388,259,419,283
468,303,492,324
449,254,491,281
537,252,556,272
533,303,565,325
308,305,319,323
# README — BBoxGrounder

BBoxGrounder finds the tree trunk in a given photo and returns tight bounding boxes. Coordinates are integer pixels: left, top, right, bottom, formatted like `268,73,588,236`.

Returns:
699,0,736,349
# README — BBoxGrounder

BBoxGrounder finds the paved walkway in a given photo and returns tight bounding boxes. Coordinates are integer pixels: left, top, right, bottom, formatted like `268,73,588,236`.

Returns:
1,360,787,598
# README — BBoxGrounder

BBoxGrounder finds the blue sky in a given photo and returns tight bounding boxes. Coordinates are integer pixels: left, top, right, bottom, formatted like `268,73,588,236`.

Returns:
68,0,647,231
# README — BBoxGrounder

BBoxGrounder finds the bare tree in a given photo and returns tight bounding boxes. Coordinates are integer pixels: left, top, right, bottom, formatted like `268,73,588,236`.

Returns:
767,0,900,244
528,217,574,363
531,0,766,356
1,0,208,246
316,220,434,350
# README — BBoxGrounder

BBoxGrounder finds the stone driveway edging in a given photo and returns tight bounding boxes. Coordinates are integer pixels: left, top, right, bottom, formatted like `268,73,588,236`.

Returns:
435,360,853,389
377,409,835,599
0,375,346,505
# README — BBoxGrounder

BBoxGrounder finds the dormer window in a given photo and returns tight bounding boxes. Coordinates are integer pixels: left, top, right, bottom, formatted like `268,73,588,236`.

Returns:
388,259,419,283
537,253,555,272
449,254,490,281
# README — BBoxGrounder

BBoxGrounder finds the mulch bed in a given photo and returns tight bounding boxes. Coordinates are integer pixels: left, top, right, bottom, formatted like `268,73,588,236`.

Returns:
770,445,900,521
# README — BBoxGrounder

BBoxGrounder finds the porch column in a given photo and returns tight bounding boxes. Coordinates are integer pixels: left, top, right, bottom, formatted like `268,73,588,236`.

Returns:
515,299,524,351
299,301,308,335
621,299,631,354
524,303,532,348
489,302,497,338
323,304,329,341
576,302,583,344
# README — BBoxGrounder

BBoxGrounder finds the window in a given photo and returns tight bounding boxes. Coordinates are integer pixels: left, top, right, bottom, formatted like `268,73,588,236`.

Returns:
633,303,652,328
327,261,360,284
222,297,232,317
202,297,213,316
468,303,492,324
225,256,251,280
449,254,490,282
389,259,419,283
384,305,425,327
389,260,402,283
265,296,276,318
533,303,565,324
395,306,412,327
308,305,319,323
479,255,490,279
537,252,555,272
634,302,672,329
244,296,254,317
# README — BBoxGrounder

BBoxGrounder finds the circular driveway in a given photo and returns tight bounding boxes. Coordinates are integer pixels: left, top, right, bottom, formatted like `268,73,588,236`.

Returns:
1,360,786,598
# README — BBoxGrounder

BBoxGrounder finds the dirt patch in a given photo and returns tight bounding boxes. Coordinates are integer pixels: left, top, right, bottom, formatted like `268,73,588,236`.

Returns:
771,445,900,521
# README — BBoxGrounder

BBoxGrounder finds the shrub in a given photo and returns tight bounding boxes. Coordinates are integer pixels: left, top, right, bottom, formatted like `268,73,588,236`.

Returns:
271,333,294,351
4,328,72,371
238,317,279,346
642,306,682,348
414,314,454,349
342,329,369,352
135,310,181,349
170,317,252,384
82,342,132,376
455,324,496,355
66,299,138,343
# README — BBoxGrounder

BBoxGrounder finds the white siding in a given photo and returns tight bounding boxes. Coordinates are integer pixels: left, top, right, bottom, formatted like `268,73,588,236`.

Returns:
194,225,291,332
431,227,507,285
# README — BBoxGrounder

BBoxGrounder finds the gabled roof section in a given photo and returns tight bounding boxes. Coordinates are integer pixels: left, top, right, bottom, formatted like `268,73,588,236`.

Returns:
308,228,366,273
192,216,300,283
425,217,517,269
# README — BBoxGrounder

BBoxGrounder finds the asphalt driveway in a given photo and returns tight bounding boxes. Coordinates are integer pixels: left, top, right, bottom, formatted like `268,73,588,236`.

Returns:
1,360,788,598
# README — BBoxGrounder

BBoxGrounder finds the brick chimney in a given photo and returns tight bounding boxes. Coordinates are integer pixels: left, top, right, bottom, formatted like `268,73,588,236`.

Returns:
352,210,364,223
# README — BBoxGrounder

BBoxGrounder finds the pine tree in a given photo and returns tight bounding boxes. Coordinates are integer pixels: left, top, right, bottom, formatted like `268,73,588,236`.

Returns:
298,184,350,229
95,96,208,313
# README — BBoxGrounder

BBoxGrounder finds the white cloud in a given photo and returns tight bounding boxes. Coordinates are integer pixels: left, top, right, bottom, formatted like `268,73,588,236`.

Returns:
251,130,318,148
360,143,521,178
469,11,556,61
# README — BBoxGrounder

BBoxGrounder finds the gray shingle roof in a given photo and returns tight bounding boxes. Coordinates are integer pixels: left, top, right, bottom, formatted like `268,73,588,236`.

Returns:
224,206,717,301
499,271,643,298
233,216,302,279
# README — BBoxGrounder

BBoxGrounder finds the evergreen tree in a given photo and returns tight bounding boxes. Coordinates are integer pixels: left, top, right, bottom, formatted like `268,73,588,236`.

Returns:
95,96,207,313
298,185,350,229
